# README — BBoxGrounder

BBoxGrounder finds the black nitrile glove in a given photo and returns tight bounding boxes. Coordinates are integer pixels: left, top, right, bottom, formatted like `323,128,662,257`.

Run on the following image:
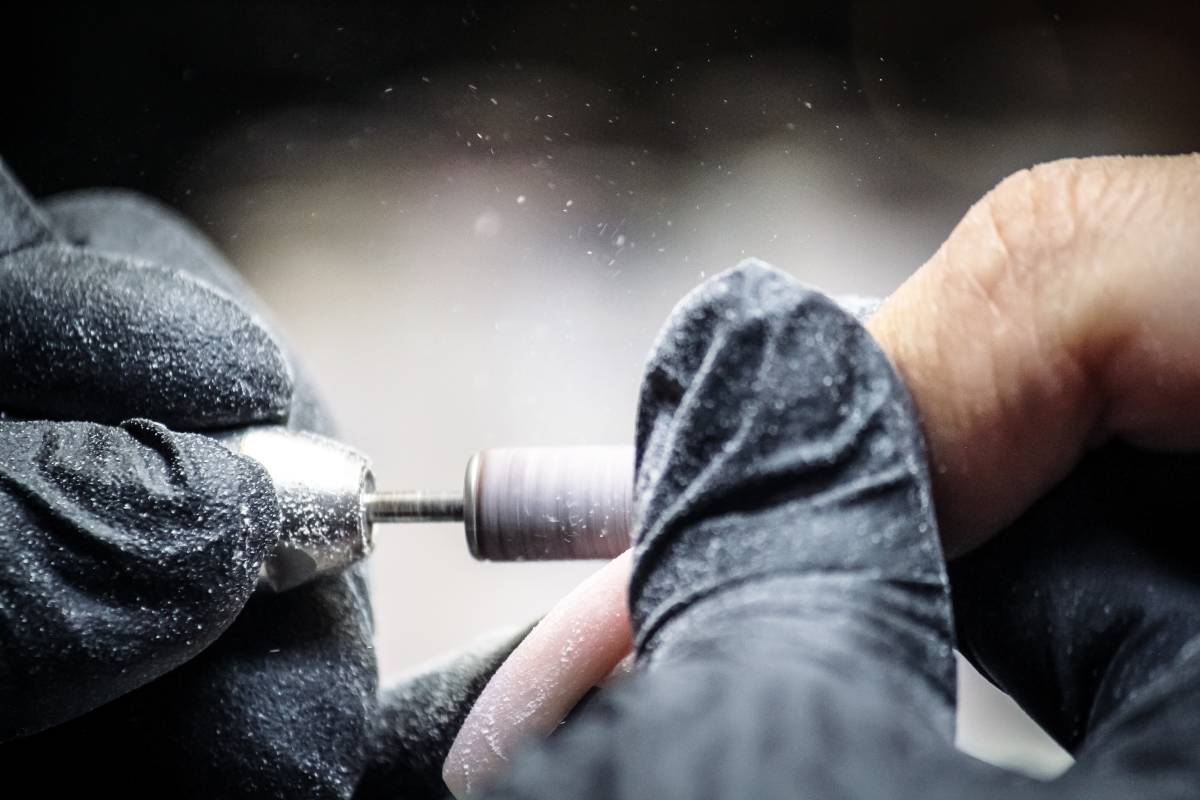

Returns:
483,261,963,800
1,160,521,798
0,159,290,741
950,443,1200,778
628,262,954,716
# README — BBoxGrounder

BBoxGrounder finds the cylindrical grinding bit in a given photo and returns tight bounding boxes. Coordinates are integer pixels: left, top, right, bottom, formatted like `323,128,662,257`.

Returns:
462,446,634,561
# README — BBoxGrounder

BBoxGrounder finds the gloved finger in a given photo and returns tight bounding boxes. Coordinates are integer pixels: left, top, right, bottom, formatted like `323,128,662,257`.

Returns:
113,567,380,799
0,574,368,798
0,612,530,798
631,261,951,653
0,243,293,429
950,443,1200,754
43,188,336,436
0,418,279,741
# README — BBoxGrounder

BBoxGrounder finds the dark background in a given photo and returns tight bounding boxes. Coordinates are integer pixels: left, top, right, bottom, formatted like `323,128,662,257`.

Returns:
6,1,1199,215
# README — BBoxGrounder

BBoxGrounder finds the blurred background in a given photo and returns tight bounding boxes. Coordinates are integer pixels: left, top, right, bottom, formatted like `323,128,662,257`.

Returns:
6,0,1200,779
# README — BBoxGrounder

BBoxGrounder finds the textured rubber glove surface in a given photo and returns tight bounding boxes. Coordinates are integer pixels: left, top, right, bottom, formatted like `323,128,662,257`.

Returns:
629,261,954,711
0,419,277,740
951,444,1200,752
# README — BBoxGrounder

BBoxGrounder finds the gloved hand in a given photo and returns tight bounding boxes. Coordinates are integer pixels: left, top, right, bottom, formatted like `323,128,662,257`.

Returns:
0,160,524,798
0,159,291,740
950,443,1200,782
628,262,955,717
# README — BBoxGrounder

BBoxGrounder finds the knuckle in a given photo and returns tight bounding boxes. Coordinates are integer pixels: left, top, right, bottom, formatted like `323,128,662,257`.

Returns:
940,160,1102,363
983,159,1089,264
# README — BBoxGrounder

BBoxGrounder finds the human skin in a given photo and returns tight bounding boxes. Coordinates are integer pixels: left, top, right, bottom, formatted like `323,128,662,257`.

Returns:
445,154,1200,795
869,154,1200,556
443,551,634,799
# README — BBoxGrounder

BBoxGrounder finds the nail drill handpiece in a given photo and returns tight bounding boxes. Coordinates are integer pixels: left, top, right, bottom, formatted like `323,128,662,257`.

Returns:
220,428,635,591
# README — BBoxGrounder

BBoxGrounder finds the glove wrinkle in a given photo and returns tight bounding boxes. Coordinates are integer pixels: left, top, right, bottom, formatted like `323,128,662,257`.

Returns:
116,416,190,485
0,419,279,741
629,262,955,718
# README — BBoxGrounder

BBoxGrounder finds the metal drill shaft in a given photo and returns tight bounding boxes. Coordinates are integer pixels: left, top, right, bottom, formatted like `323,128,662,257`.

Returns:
364,491,464,524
